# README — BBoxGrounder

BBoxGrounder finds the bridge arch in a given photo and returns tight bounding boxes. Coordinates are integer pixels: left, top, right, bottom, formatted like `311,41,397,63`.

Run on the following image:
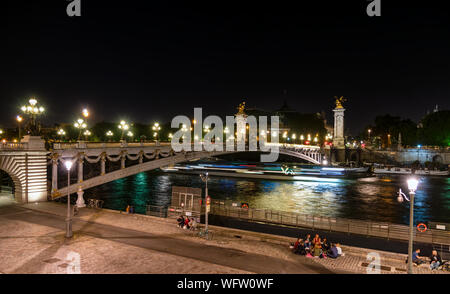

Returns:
0,156,25,202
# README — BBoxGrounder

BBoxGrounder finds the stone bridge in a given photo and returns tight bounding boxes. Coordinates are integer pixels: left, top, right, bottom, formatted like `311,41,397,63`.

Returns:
1,136,325,204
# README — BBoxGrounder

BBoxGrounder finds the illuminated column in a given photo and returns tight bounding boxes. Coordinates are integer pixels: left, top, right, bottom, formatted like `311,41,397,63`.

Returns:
100,153,106,175
76,186,86,207
51,154,59,195
333,107,345,148
139,151,143,164
77,154,84,183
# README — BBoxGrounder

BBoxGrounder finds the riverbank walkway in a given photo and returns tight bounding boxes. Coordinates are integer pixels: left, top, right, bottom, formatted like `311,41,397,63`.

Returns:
0,199,448,274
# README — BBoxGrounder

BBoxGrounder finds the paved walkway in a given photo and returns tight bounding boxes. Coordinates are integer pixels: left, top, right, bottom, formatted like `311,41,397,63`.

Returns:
0,200,333,274
1,199,448,274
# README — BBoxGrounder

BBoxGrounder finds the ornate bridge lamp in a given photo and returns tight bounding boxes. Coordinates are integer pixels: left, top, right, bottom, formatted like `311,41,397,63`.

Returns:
83,130,91,141
20,98,45,136
57,128,66,142
127,131,134,142
74,119,87,141
16,115,23,143
152,122,161,143
118,120,129,141
397,177,419,274
106,130,114,142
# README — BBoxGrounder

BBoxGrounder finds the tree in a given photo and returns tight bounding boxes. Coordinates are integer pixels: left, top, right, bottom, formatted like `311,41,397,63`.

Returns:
418,111,450,146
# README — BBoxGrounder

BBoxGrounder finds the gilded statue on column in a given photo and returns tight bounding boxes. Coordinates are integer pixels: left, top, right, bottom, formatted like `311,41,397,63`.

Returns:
334,96,347,109
236,101,246,116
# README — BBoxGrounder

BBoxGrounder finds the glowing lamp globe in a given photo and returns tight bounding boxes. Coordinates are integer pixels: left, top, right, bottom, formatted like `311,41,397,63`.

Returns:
64,160,73,171
407,178,419,192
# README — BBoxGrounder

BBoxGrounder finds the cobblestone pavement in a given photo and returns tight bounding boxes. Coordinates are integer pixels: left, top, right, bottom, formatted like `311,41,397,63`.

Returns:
2,200,448,274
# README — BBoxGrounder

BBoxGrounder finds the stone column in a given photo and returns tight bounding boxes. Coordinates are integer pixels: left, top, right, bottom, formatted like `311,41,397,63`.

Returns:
138,151,143,164
100,153,106,175
77,154,84,183
76,186,86,208
333,107,345,149
51,155,59,195
121,153,126,169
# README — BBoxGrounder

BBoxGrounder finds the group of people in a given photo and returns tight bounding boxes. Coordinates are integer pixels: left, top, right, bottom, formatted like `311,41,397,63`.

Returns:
125,205,134,214
410,249,446,271
177,215,197,231
291,233,344,259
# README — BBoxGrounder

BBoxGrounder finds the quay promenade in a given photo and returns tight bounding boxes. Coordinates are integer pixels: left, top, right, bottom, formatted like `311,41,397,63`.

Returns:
1,199,448,274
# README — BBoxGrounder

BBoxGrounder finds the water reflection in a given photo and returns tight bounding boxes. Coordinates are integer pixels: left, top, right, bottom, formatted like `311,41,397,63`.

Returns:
84,171,450,225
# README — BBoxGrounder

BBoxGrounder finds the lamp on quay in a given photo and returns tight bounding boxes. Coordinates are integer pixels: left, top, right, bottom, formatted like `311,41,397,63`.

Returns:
64,160,74,238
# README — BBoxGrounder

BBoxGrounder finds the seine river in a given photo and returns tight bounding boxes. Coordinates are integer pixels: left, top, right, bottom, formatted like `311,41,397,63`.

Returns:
84,170,450,225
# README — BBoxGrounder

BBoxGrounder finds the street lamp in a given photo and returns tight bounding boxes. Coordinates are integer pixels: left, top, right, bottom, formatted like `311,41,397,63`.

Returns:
20,98,45,135
57,128,66,141
398,177,419,274
127,131,134,141
118,120,129,140
83,130,91,141
74,118,87,140
16,115,23,143
64,160,74,238
200,172,210,234
106,130,114,141
152,122,161,143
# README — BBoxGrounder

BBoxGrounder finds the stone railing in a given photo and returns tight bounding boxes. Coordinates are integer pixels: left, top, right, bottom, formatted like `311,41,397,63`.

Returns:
0,142,27,150
52,141,172,150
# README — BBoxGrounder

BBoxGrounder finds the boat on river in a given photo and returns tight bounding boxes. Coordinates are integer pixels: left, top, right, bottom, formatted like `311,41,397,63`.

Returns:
161,161,370,181
373,167,449,176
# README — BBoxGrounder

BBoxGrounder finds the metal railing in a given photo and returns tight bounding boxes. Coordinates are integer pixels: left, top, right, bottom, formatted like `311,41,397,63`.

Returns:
146,205,168,218
210,203,450,246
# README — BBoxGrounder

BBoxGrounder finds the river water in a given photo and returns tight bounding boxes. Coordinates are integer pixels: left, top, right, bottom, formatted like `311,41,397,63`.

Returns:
84,170,450,226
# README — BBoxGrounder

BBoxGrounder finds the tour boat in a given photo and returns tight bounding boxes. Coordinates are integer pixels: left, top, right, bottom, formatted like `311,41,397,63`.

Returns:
373,167,449,176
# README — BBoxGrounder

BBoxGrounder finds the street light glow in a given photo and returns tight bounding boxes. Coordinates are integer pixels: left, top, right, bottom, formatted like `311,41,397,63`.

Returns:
64,160,73,171
407,178,419,192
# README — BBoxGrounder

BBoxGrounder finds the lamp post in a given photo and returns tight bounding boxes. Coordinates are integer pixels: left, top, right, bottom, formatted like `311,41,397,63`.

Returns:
118,120,129,141
397,177,419,274
20,98,45,135
127,131,134,141
57,128,66,142
16,115,23,143
64,160,74,238
106,130,113,142
200,172,209,233
83,130,91,141
152,122,161,143
74,119,87,141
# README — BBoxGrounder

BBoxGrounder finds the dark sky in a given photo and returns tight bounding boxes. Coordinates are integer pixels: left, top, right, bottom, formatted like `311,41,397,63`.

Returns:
2,0,450,134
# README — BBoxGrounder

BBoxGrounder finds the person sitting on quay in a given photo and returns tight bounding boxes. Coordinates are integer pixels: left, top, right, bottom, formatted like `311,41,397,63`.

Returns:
327,243,339,259
429,250,442,270
412,248,425,266
304,234,312,256
177,215,185,228
336,243,344,257
321,237,330,253
292,238,306,255
312,238,322,258
189,217,197,231
184,217,190,229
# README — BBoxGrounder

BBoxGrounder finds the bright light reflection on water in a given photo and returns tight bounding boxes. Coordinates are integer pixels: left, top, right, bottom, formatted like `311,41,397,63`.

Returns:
84,171,450,225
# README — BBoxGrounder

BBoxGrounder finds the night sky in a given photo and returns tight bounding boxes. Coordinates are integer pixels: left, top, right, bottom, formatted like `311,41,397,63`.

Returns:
3,1,450,133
